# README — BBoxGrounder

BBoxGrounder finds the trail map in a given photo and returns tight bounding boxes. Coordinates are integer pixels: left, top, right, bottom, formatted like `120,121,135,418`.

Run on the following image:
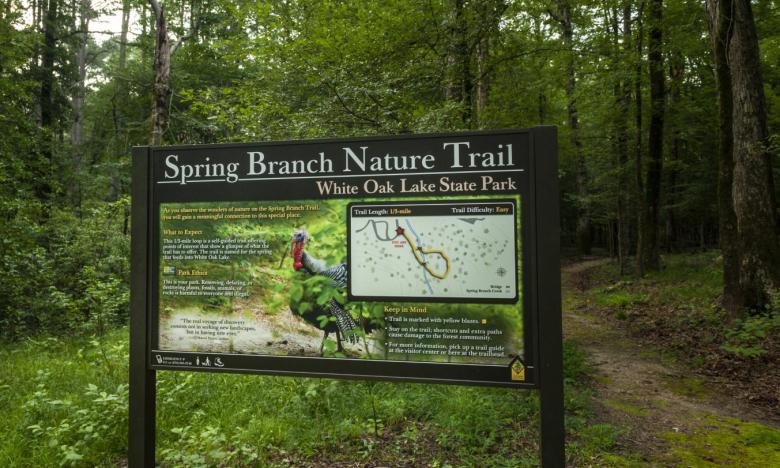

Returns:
349,200,518,301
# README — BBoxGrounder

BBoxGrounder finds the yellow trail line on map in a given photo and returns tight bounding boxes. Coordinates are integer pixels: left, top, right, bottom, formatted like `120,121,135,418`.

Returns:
399,230,451,279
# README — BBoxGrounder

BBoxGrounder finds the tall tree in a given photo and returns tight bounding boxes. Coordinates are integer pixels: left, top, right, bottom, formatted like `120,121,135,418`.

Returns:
473,0,506,127
118,0,131,71
148,0,198,145
616,0,633,275
149,0,171,145
708,0,780,311
706,0,741,311
550,0,590,255
70,0,89,147
70,0,92,212
634,0,645,274
637,0,664,273
36,0,59,202
729,0,780,309
666,50,684,253
444,0,472,128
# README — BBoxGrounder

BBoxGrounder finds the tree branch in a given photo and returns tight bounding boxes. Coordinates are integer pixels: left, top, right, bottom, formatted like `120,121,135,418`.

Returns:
148,0,200,56
171,2,201,55
474,47,569,82
148,0,161,18
324,82,381,128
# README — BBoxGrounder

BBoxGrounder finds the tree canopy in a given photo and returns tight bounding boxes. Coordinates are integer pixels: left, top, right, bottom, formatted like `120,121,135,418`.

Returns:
1,0,779,339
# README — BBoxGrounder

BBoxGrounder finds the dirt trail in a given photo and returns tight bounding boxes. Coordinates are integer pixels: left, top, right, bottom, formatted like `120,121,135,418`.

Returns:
562,259,779,465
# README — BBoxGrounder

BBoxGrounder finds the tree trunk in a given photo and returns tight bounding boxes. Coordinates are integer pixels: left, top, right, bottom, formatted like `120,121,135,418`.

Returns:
728,0,780,309
617,1,632,275
446,0,472,128
474,1,504,128
70,0,90,213
119,0,130,71
141,4,148,70
40,0,56,130
534,17,547,125
444,0,465,112
666,54,683,254
635,1,645,276
638,0,663,273
36,0,57,202
150,0,171,145
706,0,742,312
149,0,198,145
475,35,489,127
700,222,706,251
461,36,473,129
665,171,676,252
553,0,590,255
71,0,89,147
109,0,130,202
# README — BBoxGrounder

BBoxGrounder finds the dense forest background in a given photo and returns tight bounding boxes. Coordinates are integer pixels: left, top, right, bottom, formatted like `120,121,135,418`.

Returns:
1,1,779,465
1,0,778,335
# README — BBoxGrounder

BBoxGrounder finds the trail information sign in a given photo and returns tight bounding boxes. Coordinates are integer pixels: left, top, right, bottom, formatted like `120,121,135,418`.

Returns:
130,127,563,466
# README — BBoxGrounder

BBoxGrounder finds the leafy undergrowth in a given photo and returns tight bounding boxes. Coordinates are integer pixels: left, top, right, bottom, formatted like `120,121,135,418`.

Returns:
577,251,780,412
0,331,633,467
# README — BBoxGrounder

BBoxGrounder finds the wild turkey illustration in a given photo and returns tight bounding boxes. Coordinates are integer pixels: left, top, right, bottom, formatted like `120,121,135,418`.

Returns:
289,230,359,353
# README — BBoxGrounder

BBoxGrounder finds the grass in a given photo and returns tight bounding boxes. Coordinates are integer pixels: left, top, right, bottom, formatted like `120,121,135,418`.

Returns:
663,376,710,399
663,415,780,467
0,330,628,467
602,399,649,418
586,252,722,311
592,290,649,310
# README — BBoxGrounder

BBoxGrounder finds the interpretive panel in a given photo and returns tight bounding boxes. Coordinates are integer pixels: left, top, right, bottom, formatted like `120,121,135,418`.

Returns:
139,128,555,387
157,197,522,366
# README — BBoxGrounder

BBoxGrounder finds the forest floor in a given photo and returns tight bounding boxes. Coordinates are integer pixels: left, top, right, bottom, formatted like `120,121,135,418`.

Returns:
562,256,780,466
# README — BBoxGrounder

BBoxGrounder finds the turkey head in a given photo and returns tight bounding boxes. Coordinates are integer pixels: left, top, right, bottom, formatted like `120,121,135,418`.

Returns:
291,230,309,271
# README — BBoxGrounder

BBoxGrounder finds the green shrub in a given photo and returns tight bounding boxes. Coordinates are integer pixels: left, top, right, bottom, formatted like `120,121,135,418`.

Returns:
24,380,128,466
0,199,130,340
721,312,780,358
160,425,260,468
